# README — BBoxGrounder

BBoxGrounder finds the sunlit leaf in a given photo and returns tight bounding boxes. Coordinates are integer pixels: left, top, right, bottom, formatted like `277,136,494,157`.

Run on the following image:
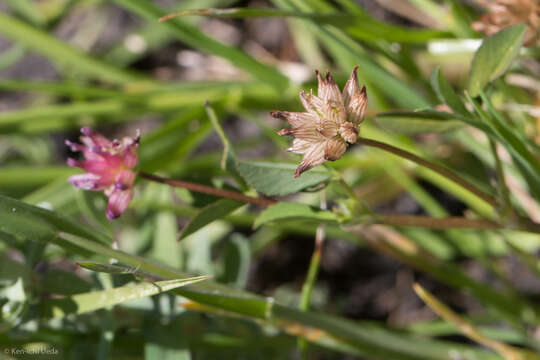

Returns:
237,161,331,196
255,202,338,228
468,24,526,97
46,276,211,317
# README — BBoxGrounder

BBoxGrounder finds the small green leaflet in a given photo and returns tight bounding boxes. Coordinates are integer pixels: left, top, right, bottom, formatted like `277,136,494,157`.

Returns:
468,24,526,97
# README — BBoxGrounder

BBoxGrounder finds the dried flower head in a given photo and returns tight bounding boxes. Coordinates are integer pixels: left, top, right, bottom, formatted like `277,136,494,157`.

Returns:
271,66,367,177
472,0,540,46
66,127,140,220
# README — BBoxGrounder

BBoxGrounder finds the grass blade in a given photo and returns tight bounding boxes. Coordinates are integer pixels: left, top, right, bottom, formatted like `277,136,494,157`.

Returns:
46,276,211,317
0,12,141,84
160,7,450,43
114,0,289,91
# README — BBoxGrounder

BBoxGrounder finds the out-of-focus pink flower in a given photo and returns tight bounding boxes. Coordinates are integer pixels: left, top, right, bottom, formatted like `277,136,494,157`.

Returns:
271,67,367,177
66,127,139,220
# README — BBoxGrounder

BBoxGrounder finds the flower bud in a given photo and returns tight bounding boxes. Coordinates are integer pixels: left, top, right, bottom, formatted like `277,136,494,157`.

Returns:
271,67,368,177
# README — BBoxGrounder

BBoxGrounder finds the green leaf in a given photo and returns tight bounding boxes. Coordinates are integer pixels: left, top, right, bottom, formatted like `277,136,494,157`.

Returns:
375,110,463,134
179,199,244,241
255,202,338,228
0,194,109,248
160,7,450,44
77,261,147,275
430,67,470,117
49,231,509,358
56,232,271,318
0,166,76,192
77,261,159,281
41,269,94,295
221,234,251,288
237,161,331,196
204,104,240,176
46,276,210,317
468,24,526,97
477,92,540,202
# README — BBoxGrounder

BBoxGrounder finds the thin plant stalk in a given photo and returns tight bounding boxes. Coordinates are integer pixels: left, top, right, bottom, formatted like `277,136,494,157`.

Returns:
140,171,540,232
489,138,512,216
298,190,326,358
355,137,498,207
139,172,276,207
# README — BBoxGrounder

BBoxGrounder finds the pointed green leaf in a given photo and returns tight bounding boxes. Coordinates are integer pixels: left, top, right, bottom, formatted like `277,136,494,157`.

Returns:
237,161,331,196
160,8,449,44
179,199,244,241
255,202,337,228
47,276,210,317
375,110,463,134
77,262,155,279
430,67,470,117
0,194,109,247
468,24,526,96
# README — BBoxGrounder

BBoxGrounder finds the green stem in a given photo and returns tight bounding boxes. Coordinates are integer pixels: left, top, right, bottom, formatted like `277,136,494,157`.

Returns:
488,138,512,216
298,190,326,357
356,137,498,208
375,214,500,230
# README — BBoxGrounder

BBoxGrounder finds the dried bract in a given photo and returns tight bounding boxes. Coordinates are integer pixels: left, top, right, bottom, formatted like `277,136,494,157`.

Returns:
272,67,367,177
66,127,139,220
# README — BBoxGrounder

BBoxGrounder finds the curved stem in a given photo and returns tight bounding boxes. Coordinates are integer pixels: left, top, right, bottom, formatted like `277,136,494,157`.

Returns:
139,172,276,207
139,172,540,233
356,137,498,208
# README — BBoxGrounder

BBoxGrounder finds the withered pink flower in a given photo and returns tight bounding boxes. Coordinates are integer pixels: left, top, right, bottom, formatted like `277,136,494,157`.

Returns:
66,127,139,220
472,0,539,46
271,66,367,177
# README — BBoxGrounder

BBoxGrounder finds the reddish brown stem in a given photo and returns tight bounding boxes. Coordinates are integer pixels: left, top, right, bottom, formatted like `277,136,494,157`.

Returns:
139,172,540,232
139,172,277,207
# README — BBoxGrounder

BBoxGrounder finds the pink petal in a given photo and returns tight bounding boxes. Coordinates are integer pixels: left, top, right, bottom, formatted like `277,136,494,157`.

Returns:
106,189,134,220
115,169,136,189
65,140,85,152
68,173,103,190
121,146,139,169
80,127,112,147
